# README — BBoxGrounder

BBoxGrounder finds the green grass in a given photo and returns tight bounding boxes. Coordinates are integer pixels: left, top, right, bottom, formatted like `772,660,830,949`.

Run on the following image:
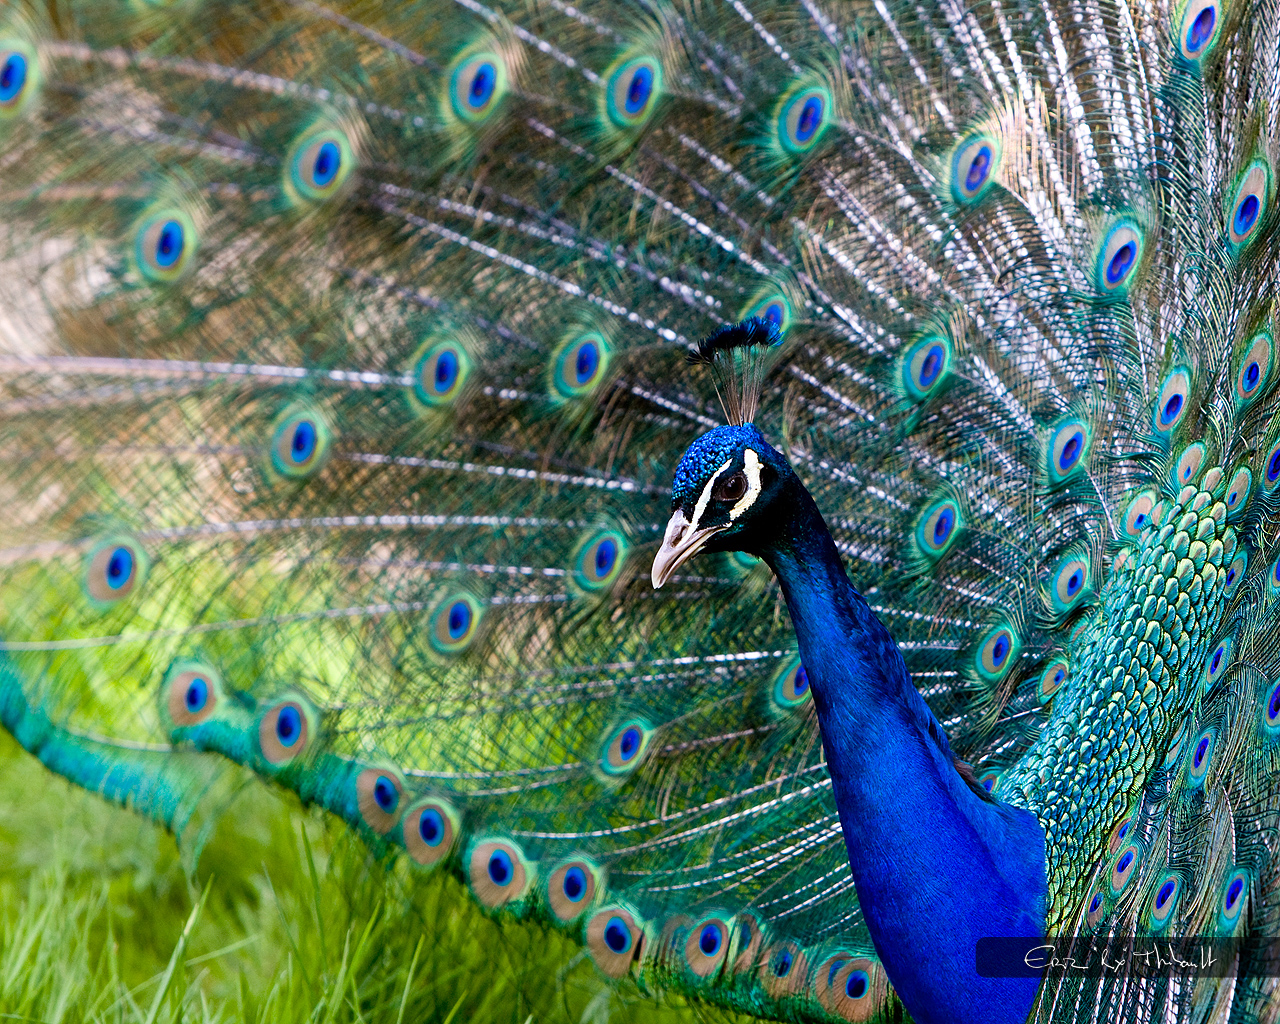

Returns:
0,730,738,1024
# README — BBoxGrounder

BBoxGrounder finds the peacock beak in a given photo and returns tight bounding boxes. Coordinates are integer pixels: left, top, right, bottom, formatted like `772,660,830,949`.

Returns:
651,510,726,589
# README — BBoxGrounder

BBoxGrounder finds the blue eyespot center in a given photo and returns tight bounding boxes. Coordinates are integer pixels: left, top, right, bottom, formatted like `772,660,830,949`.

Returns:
1106,241,1137,284
793,665,809,695
699,924,722,956
595,539,617,577
1118,821,1130,840
419,808,444,845
575,341,600,384
0,52,25,102
1066,569,1083,597
1059,432,1083,470
1156,880,1176,909
625,65,653,114
488,848,512,885
1226,877,1243,908
1194,736,1210,768
1269,684,1280,720
846,971,868,999
184,677,208,713
154,220,184,268
763,302,784,327
447,600,472,640
619,726,641,761
563,865,586,901
291,420,317,463
1117,851,1134,873
373,776,397,812
1089,893,1103,914
919,344,944,386
604,917,630,953
1054,669,1065,685
795,97,822,142
964,145,992,192
312,141,340,188
434,349,459,392
1161,393,1183,426
469,62,496,109
1236,194,1260,236
105,546,133,589
991,636,1009,666
1211,650,1223,673
933,507,954,545
772,950,792,977
276,705,301,746
1187,6,1215,53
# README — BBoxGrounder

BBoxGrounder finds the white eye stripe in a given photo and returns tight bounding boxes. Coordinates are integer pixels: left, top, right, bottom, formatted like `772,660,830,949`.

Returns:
689,459,732,533
728,448,762,520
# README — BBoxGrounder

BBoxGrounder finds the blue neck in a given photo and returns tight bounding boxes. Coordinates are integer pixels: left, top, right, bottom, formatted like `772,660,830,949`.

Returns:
757,482,1046,1024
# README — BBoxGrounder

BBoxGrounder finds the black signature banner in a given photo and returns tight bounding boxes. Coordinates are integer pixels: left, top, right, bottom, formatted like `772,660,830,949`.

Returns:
976,937,1280,978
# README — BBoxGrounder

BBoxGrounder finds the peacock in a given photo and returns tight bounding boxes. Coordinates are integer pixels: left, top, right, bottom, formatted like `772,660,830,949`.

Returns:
0,0,1277,1018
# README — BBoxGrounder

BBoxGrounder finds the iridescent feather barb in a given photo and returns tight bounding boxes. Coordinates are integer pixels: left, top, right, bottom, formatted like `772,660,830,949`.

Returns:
2,0,1280,1021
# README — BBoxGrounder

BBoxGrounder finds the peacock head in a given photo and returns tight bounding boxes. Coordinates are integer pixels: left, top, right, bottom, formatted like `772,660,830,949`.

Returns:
652,423,794,587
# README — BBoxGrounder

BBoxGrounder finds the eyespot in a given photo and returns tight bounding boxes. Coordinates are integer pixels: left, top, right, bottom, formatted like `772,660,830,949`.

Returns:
286,128,353,202
1048,554,1090,613
163,661,222,728
732,913,764,974
1224,467,1251,517
449,51,506,123
601,719,653,775
772,657,812,711
685,917,731,977
402,798,459,867
1045,418,1091,485
776,85,829,154
1096,219,1143,293
1218,868,1248,933
741,292,791,335
1085,889,1107,928
1179,0,1221,60
1107,815,1135,856
1153,368,1191,434
355,767,405,835
815,954,880,1019
0,41,38,117
1264,679,1280,731
411,338,471,407
604,55,662,128
1037,659,1068,703
84,536,148,605
901,336,951,400
468,838,531,909
1228,162,1270,247
915,498,963,560
1148,874,1180,930
1109,842,1141,894
1203,640,1233,693
547,859,601,922
429,592,483,654
552,332,609,399
1235,331,1273,405
950,133,1000,204
760,941,807,998
573,529,627,592
257,698,314,766
1122,490,1158,538
270,406,332,480
134,209,197,283
1187,727,1215,786
975,622,1019,682
1173,442,1206,488
977,769,1001,794
587,906,644,977
1223,553,1246,597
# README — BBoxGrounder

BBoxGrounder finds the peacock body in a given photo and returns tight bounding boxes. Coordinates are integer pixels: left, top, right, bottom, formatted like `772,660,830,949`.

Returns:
0,0,1278,1019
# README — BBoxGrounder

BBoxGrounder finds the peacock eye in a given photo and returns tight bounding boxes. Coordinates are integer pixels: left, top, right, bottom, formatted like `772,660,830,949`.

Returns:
713,471,748,502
